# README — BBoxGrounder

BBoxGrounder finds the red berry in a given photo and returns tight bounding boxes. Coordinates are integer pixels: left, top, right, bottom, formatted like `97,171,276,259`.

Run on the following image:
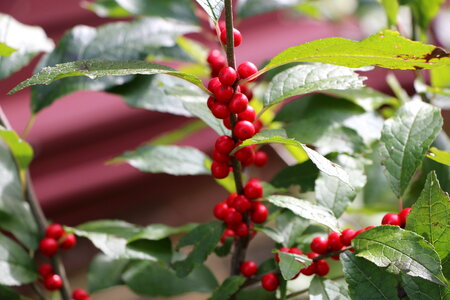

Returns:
207,96,216,110
226,193,238,207
254,151,268,167
327,232,343,252
220,28,242,47
38,264,54,279
212,148,230,163
235,146,254,162
228,93,249,114
218,21,226,32
261,273,279,291
214,84,234,103
354,229,365,237
340,228,356,246
211,161,230,179
223,117,232,129
44,274,63,291
211,102,230,119
240,261,257,277
242,155,255,167
382,213,401,226
398,208,412,228
301,252,319,276
315,260,330,276
61,234,77,250
239,84,253,100
234,195,251,213
238,105,256,123
365,225,375,231
310,236,328,254
244,179,263,199
251,203,268,224
235,222,249,237
207,49,223,65
215,135,235,154
210,58,226,74
237,62,258,80
225,208,243,226
72,288,89,300
221,228,235,243
274,247,290,262
208,77,221,93
254,120,263,133
45,224,65,240
39,238,58,257
234,121,255,140
218,66,237,86
288,248,303,255
214,202,229,220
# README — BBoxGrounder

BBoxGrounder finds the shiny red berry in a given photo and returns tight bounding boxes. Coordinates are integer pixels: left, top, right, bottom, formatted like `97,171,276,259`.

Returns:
223,117,232,129
44,274,63,291
211,161,230,179
251,203,268,224
261,273,279,291
218,66,237,86
382,213,401,226
301,252,319,276
214,202,229,220
39,237,58,257
234,121,255,140
340,228,356,246
212,149,230,163
225,208,243,226
226,193,238,207
210,58,226,74
45,224,65,240
315,260,330,276
207,49,223,65
72,289,89,300
220,28,242,47
237,105,256,123
214,84,234,103
211,102,230,119
239,84,253,100
310,236,328,254
61,234,76,250
235,222,249,237
254,120,263,133
240,261,258,277
235,146,254,162
327,232,343,252
237,62,258,80
288,248,303,255
215,135,235,154
221,228,235,243
254,151,268,167
244,179,263,199
398,208,412,227
274,247,290,262
208,77,221,93
354,228,365,237
38,264,54,279
228,93,248,114
234,195,251,213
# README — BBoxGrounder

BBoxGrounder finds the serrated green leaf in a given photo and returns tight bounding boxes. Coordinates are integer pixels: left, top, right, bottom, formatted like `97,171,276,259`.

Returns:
278,251,311,280
380,100,443,197
173,221,224,277
264,63,366,108
237,0,302,18
208,276,246,300
123,261,218,296
0,127,33,171
271,159,320,193
269,210,310,247
428,147,450,166
341,251,400,300
309,276,350,300
267,195,340,232
402,275,450,300
0,233,37,286
0,13,54,79
88,254,128,293
195,0,224,22
380,0,399,27
82,0,131,17
400,0,445,31
0,285,20,300
128,223,197,242
352,226,447,285
111,145,210,176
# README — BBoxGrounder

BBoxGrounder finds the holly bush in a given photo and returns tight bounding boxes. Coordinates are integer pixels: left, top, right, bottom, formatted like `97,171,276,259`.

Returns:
1,0,450,299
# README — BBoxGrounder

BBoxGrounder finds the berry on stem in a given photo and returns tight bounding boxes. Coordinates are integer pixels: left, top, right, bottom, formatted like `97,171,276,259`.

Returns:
212,149,230,163
38,264,54,279
234,121,255,140
45,224,65,240
208,77,222,93
215,135,235,154
274,247,290,262
244,179,263,199
288,248,303,255
327,232,343,252
240,261,257,277
221,228,235,243
237,62,258,80
238,105,256,123
225,208,243,226
211,161,230,179
254,151,268,167
226,193,238,207
235,222,249,237
39,237,59,257
315,259,330,276
340,228,356,246
235,146,254,162
218,66,237,86
220,28,242,47
44,274,63,291
261,273,279,291
213,84,234,103
72,289,89,300
398,208,412,227
211,102,230,119
251,203,268,224
310,236,328,254
234,195,251,213
382,213,401,226
301,252,319,276
61,233,77,250
213,202,229,220
228,93,248,114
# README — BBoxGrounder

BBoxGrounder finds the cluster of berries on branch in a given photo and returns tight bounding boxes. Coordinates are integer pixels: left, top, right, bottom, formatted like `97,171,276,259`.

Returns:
70,288,93,300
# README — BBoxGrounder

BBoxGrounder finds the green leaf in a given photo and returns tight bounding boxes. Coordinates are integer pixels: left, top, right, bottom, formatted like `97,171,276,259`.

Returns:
173,221,224,277
0,285,20,300
267,195,340,232
128,223,197,242
402,275,450,300
147,120,206,145
352,226,447,285
278,251,311,280
208,276,247,300
176,36,209,65
428,147,450,166
123,261,218,297
237,0,301,18
431,65,450,88
327,87,398,111
82,0,131,18
341,251,400,300
264,210,309,247
195,0,224,22
264,63,366,108
380,100,443,197
214,237,233,257
400,0,445,31
236,287,277,300
88,254,128,293
309,276,350,300
380,0,399,27
259,30,450,78
0,233,37,286
271,159,320,193
0,127,33,171
0,13,54,79
111,145,210,176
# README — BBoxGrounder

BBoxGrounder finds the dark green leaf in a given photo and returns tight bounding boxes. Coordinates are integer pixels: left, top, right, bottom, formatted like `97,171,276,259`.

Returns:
352,226,447,285
402,275,450,300
328,87,398,111
195,0,224,22
428,147,450,166
208,276,246,300
236,287,277,300
82,0,131,18
237,0,301,18
0,233,37,286
271,159,320,193
400,0,445,31
214,237,233,257
309,276,350,300
123,261,218,296
88,254,128,293
0,285,20,300
380,100,443,197
341,251,400,300
278,251,311,280
173,221,224,277
0,127,33,171
128,223,197,242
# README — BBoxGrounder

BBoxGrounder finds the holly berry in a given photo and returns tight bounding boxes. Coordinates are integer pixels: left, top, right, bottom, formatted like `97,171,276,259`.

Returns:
382,213,401,226
72,289,89,300
214,202,229,220
39,237,59,257
288,248,303,255
212,148,230,163
223,117,232,129
38,264,54,279
215,135,235,154
327,232,343,252
218,66,237,86
274,247,290,262
221,228,235,243
398,208,412,227
261,273,279,292
239,84,253,100
254,120,263,133
228,93,248,114
220,28,242,47
315,259,330,276
254,151,268,167
226,193,238,207
310,236,328,254
214,84,234,103
235,146,254,162
61,234,77,250
237,62,258,80
301,252,319,276
43,274,63,291
251,203,268,224
238,105,256,123
211,102,230,119
211,161,230,179
225,208,243,226
234,195,251,213
208,77,222,93
45,224,65,240
234,120,255,140
340,228,356,246
244,179,263,199
207,49,223,65
240,261,258,277
235,222,249,237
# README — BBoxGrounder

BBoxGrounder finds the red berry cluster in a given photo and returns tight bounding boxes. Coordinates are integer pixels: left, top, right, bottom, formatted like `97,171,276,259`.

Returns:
381,208,411,227
70,288,93,300
39,224,77,257
38,264,63,291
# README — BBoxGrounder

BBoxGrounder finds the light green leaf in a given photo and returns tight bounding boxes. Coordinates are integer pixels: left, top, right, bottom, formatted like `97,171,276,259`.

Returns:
237,0,302,18
82,0,131,18
128,223,197,242
341,251,400,300
352,226,447,285
309,276,350,300
267,195,340,232
0,233,37,286
380,100,443,197
265,210,309,247
123,261,218,296
208,276,247,300
0,14,54,79
176,36,209,65
195,0,224,22
264,63,366,108
428,147,450,166
0,127,33,171
88,254,128,293
278,251,311,280
0,285,20,300
400,0,445,31
173,221,224,277
431,65,450,88
380,0,399,27
111,145,210,175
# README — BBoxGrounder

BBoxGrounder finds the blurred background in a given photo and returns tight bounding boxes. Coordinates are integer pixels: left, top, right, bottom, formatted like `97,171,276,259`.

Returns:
1,0,449,299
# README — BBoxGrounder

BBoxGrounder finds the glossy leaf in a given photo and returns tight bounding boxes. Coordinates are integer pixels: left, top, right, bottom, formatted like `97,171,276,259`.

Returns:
173,221,224,277
278,251,311,280
341,251,400,300
328,87,398,111
380,100,443,197
271,159,320,193
123,261,218,297
237,0,301,18
264,63,366,108
263,210,309,247
309,276,350,300
400,0,445,31
208,276,246,300
128,223,197,242
0,285,20,300
0,13,54,79
195,0,224,22
0,233,37,286
267,195,340,232
352,226,447,285
402,275,450,300
380,0,399,27
82,0,131,17
428,147,450,166
0,127,33,171
88,254,128,293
